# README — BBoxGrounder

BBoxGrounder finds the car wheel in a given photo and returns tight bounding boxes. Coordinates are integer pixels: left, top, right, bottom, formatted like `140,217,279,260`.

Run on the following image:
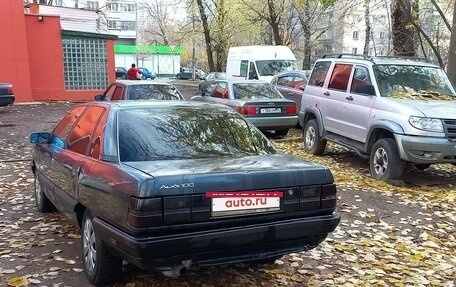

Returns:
177,74,181,79
370,138,404,180
122,74,127,80
34,173,54,212
303,119,326,155
82,210,122,285
275,129,289,137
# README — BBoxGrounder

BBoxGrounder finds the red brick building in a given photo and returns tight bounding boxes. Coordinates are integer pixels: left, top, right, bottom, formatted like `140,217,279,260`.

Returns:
0,2,117,103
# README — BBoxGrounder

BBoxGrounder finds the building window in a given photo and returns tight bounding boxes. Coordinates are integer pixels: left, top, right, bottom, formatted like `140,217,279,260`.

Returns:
87,1,99,10
352,48,358,54
106,2,135,12
379,31,385,40
353,31,359,40
62,37,109,90
107,20,135,31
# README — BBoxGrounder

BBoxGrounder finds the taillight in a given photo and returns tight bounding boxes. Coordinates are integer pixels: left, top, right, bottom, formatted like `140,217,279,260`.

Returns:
321,184,337,210
128,197,162,228
285,104,297,115
237,105,258,115
7,86,13,95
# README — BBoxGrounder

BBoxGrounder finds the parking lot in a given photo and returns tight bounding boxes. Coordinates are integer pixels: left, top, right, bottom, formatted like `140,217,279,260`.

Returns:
0,85,455,286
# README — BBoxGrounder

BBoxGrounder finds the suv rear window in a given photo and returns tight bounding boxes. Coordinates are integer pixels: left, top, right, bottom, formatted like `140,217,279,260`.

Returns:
118,107,276,161
308,61,331,87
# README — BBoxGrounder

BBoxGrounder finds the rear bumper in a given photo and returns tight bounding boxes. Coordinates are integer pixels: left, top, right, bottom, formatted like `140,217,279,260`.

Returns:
94,213,340,270
247,115,298,130
0,95,15,107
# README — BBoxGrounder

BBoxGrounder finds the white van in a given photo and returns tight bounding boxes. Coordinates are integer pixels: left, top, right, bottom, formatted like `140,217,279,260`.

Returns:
226,45,297,82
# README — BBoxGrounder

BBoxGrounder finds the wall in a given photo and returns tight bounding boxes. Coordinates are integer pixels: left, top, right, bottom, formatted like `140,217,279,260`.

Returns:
25,14,66,101
0,1,33,102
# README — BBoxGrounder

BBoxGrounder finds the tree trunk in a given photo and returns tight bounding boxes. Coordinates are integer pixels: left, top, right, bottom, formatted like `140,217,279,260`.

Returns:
214,0,228,72
302,0,311,69
446,1,456,86
267,0,283,45
196,0,215,71
391,0,415,56
363,0,371,55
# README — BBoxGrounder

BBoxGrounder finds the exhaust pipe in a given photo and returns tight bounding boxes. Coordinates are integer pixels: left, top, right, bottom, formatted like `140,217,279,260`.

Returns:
161,260,192,278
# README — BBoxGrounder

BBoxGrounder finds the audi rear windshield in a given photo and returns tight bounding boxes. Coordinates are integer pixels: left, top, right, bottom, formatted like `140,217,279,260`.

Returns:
118,107,276,161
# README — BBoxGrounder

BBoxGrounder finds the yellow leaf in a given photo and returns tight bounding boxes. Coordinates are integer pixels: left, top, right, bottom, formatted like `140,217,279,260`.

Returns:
7,276,29,287
268,269,283,274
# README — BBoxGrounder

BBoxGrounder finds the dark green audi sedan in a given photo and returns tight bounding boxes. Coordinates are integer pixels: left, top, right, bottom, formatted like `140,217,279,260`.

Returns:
30,101,340,285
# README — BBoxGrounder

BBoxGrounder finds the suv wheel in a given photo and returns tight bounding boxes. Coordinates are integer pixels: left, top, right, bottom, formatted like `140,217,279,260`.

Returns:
370,138,404,180
303,119,326,155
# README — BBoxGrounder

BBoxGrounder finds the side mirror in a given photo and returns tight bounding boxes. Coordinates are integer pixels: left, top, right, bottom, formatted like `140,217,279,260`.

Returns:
94,94,105,101
353,84,376,96
30,132,52,144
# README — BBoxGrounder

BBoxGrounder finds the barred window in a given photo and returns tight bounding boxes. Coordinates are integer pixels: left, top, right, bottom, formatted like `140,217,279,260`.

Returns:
62,37,109,90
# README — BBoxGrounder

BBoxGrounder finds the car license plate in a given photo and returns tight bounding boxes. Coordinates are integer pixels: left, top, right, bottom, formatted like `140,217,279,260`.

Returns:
260,107,281,113
207,191,282,217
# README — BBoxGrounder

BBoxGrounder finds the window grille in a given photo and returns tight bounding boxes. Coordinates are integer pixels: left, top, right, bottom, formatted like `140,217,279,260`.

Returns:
62,37,109,90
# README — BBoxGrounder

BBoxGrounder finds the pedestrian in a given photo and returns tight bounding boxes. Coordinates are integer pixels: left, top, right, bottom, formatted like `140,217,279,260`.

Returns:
127,63,142,80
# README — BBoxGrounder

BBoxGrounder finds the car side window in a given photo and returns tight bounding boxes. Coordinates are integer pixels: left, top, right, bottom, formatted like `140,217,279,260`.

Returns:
240,60,248,77
328,64,353,91
277,75,294,87
112,86,124,100
308,61,331,87
67,106,106,156
292,74,308,90
104,85,116,100
350,66,372,94
212,82,228,98
89,108,108,159
52,106,86,148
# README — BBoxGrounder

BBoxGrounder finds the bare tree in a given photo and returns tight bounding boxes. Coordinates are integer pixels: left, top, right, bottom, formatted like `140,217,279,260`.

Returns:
391,0,415,56
446,2,456,85
196,0,215,71
241,0,286,45
363,0,371,55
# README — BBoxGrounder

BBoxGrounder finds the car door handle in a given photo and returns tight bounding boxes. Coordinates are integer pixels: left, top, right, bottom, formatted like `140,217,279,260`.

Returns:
323,92,330,96
346,96,354,101
288,92,294,96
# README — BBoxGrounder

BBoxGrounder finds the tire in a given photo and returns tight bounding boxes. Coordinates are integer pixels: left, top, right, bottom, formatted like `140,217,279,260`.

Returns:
34,173,54,212
370,138,404,180
177,74,181,79
275,129,289,137
82,211,122,285
303,119,326,155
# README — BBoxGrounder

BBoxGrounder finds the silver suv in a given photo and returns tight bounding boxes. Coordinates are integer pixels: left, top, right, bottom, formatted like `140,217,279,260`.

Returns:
299,54,456,180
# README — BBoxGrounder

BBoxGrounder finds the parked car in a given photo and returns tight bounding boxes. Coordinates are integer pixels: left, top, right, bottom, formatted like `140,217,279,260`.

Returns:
271,70,309,112
0,82,15,107
139,67,156,80
30,100,340,285
94,81,185,101
115,67,127,79
300,54,456,180
176,68,205,80
198,72,226,93
192,80,298,136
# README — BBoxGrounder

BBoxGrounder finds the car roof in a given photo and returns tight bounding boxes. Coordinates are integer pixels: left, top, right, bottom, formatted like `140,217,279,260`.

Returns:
316,55,440,68
114,80,172,86
80,100,234,112
224,79,272,85
272,70,308,78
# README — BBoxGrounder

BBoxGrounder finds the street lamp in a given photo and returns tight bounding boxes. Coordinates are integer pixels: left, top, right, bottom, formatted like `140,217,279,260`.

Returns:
170,45,176,78
135,0,139,66
156,48,160,78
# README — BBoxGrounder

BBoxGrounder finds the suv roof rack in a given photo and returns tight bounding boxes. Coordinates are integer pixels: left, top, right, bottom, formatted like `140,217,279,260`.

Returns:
321,53,373,61
372,55,433,63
